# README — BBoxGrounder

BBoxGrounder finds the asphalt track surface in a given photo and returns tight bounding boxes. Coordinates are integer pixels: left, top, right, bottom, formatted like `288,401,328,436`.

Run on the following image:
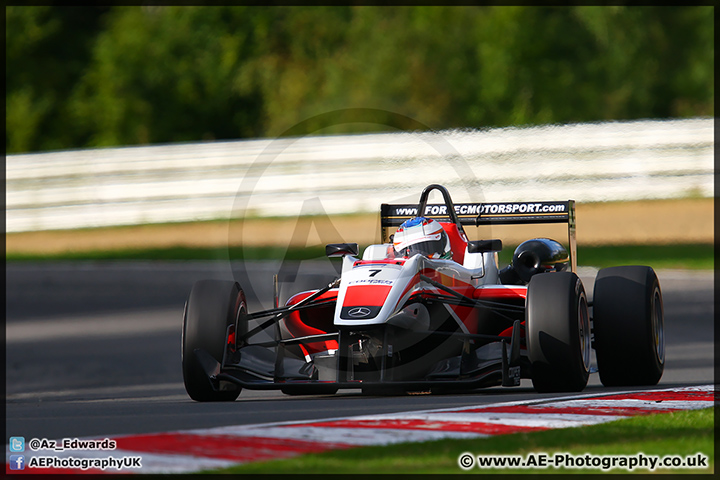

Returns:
5,260,715,441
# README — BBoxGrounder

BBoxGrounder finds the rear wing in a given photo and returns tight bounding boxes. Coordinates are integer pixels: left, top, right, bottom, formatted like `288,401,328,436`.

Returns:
380,200,577,272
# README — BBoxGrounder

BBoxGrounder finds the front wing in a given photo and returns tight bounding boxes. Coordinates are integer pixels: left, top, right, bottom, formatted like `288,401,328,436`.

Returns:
194,282,529,393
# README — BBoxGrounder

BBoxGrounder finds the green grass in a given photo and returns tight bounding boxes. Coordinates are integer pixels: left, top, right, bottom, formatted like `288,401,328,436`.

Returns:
205,407,714,474
6,243,714,270
499,243,714,270
577,244,714,270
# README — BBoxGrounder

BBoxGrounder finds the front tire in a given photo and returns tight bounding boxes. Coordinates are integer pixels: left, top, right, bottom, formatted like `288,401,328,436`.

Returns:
526,272,590,393
593,266,664,386
182,280,244,401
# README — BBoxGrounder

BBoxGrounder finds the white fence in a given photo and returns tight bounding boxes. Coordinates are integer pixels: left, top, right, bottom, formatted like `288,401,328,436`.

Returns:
5,117,714,233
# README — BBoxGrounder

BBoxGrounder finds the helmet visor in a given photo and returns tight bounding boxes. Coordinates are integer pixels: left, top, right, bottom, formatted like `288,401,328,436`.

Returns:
396,238,446,258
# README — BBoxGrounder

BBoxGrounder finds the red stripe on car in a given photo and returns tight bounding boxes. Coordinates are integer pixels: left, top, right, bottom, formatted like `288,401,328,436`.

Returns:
473,287,527,299
343,285,392,307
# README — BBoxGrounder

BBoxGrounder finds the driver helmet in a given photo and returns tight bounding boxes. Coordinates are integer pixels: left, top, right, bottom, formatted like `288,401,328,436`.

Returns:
393,217,452,259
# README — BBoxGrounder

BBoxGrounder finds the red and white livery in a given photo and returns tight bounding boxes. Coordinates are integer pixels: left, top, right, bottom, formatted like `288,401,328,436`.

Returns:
182,184,665,400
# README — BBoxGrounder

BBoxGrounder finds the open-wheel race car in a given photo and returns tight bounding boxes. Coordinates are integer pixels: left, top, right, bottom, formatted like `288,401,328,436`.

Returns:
182,184,665,401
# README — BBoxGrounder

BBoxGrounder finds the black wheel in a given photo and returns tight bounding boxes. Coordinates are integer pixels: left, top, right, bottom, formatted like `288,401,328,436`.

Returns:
182,280,244,401
593,266,664,386
526,272,590,393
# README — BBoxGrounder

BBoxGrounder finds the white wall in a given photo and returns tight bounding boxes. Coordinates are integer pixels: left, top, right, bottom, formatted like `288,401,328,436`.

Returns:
6,117,713,232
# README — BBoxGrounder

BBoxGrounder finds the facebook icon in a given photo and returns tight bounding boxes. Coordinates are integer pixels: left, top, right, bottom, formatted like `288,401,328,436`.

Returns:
9,455,25,470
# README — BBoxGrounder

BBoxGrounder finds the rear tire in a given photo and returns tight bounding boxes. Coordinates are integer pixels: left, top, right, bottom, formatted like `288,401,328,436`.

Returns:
527,272,590,393
593,266,664,386
182,280,244,402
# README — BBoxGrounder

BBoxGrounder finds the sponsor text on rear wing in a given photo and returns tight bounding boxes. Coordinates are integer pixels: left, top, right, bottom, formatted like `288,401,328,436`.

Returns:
380,200,577,272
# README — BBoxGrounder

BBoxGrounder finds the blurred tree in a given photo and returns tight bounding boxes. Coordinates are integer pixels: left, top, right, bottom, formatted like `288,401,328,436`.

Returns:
468,5,714,127
6,6,110,152
237,6,354,136
328,6,485,133
572,5,714,120
70,6,270,147
5,5,714,153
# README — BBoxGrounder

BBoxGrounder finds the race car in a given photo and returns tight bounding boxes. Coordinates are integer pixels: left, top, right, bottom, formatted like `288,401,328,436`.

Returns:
182,184,665,401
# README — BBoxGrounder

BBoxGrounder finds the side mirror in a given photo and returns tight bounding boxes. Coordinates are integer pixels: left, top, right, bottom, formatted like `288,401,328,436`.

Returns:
326,243,359,258
468,239,502,253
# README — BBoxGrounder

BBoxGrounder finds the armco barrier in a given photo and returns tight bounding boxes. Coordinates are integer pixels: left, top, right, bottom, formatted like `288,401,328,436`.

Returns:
5,118,713,232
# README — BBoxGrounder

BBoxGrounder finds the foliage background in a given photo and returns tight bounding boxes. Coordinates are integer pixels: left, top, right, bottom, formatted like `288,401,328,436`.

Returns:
6,5,714,154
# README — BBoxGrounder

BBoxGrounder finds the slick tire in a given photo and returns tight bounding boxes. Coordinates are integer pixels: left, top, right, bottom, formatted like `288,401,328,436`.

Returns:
527,272,591,393
593,266,664,386
182,280,244,402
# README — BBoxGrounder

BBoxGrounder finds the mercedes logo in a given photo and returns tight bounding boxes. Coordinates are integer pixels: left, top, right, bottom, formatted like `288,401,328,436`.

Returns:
348,307,372,318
